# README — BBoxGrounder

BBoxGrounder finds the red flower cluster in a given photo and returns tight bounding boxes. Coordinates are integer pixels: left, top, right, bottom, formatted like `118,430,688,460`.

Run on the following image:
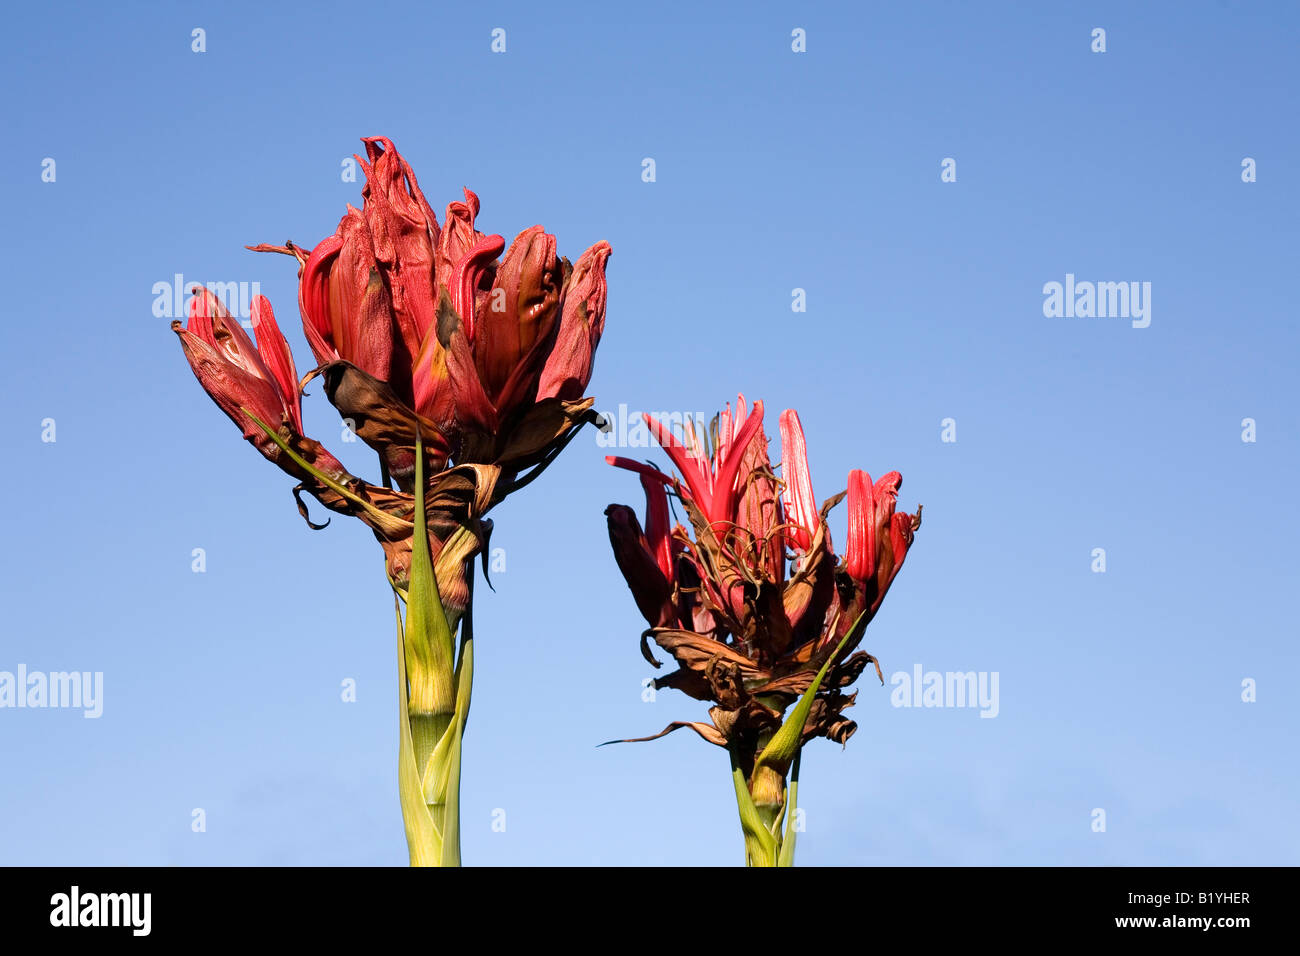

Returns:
172,137,611,590
606,397,920,748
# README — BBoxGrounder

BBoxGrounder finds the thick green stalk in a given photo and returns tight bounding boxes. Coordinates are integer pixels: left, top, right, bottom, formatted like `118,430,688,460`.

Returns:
750,728,788,835
730,745,778,867
395,596,441,866
394,434,474,867
777,748,802,867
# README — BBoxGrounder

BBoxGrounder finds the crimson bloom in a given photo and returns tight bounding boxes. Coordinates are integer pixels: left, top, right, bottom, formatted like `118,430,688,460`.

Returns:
604,397,921,862
256,136,611,483
174,137,609,594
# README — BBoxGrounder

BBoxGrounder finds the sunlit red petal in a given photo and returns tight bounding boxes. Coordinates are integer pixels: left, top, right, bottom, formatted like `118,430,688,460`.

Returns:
846,469,876,582
778,409,817,552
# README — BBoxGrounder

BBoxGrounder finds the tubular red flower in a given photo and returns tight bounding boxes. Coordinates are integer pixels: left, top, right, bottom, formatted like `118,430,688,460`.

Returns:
846,469,876,582
778,409,817,552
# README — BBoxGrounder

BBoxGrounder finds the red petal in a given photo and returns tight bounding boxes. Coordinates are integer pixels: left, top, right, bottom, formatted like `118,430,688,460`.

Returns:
452,234,506,343
643,414,715,518
537,240,611,401
779,409,817,552
641,474,673,582
709,400,764,527
846,469,876,582
249,295,302,433
435,292,496,433
299,235,343,365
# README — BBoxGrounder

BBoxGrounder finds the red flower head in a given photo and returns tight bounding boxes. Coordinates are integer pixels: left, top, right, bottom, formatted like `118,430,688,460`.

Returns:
605,397,921,753
257,137,611,485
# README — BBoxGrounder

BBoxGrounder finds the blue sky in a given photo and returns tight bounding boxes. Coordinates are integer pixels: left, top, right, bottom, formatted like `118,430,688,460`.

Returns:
1,0,1296,865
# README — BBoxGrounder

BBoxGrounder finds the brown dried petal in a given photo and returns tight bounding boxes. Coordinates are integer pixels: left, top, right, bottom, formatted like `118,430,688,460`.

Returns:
317,360,452,486
649,629,768,682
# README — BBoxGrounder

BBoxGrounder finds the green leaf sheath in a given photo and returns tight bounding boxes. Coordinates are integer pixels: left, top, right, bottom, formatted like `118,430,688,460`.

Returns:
730,745,778,867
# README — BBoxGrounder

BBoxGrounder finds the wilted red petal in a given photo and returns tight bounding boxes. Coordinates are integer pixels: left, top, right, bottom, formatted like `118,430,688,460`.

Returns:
330,210,398,387
185,289,217,347
608,457,676,583
873,471,901,534
451,234,506,342
890,510,915,570
359,136,440,246
434,290,497,433
173,322,287,454
249,295,302,433
435,188,487,293
477,225,561,403
605,504,676,628
299,235,344,365
189,288,275,385
357,136,440,352
538,240,611,401
247,241,311,269
409,332,455,426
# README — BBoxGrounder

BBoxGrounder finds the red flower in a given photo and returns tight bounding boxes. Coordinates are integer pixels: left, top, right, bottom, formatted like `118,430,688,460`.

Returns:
172,289,344,480
263,136,611,468
605,397,921,751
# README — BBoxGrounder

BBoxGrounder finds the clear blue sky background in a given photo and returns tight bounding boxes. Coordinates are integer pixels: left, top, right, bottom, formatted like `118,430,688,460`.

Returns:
1,0,1296,866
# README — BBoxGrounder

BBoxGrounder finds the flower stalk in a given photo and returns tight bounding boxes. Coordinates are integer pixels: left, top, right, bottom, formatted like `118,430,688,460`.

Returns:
393,433,472,865
171,136,610,866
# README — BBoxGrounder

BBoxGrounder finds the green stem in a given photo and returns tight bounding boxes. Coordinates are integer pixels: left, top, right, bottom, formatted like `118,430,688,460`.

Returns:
395,431,473,866
395,595,441,866
730,744,778,867
438,576,475,867
778,747,802,867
